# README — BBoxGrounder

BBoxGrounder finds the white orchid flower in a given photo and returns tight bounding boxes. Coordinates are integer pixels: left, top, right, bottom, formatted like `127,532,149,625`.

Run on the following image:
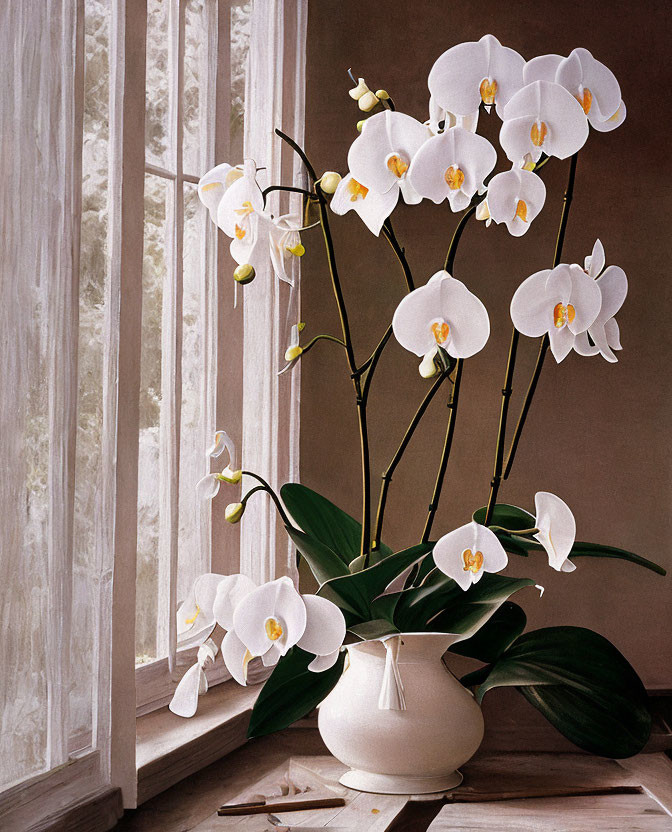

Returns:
169,638,219,718
510,263,602,362
408,127,497,211
478,168,546,237
330,172,398,236
428,34,525,121
198,163,244,224
223,577,346,685
392,271,490,375
434,521,509,591
500,80,589,165
426,94,479,135
347,110,430,206
196,429,241,500
574,240,628,362
533,492,576,572
216,159,272,270
176,573,228,649
525,48,625,132
269,213,304,286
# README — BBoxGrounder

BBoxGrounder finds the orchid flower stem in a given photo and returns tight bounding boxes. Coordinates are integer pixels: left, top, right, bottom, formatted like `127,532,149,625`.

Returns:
274,129,317,182
382,218,415,291
240,470,292,527
445,205,477,273
261,184,314,207
421,358,464,543
485,154,579,521
301,334,347,355
502,152,579,483
372,368,451,551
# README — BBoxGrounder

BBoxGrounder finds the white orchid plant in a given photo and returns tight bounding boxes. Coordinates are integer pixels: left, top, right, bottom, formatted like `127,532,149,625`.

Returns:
171,36,664,759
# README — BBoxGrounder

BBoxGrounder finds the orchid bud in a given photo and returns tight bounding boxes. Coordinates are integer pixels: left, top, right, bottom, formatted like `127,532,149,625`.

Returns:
218,466,242,484
320,171,342,194
233,263,255,284
419,351,440,378
356,120,366,133
225,502,245,524
297,321,306,332
285,344,303,362
358,90,380,112
375,89,390,100
348,77,370,100
475,200,491,222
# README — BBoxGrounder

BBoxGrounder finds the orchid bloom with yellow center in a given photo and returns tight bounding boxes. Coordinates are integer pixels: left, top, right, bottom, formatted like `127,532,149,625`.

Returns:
500,80,589,166
347,110,430,207
433,521,509,591
428,34,525,124
524,48,626,132
533,492,577,572
196,429,242,501
330,172,398,236
573,239,628,363
197,162,244,224
408,126,497,212
269,213,304,287
392,271,490,376
510,263,602,363
478,168,547,237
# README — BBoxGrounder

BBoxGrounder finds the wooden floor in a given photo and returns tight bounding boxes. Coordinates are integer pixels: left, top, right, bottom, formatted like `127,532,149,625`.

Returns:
116,727,672,831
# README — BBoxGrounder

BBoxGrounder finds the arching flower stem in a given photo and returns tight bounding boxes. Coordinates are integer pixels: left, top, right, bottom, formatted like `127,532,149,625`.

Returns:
240,470,293,528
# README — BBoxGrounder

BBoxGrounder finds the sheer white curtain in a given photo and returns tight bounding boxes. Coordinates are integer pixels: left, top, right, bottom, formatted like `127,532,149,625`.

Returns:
240,0,307,585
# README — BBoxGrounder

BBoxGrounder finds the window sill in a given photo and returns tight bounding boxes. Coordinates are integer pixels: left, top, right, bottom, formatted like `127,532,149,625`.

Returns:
136,681,258,804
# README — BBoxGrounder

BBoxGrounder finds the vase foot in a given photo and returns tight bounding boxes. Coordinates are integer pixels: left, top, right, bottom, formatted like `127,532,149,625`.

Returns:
339,768,463,795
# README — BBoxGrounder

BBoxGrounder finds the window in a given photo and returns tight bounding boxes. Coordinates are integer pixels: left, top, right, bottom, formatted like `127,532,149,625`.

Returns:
0,0,306,823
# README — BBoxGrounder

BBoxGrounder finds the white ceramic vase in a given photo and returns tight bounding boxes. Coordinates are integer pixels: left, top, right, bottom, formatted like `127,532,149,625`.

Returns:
317,632,484,794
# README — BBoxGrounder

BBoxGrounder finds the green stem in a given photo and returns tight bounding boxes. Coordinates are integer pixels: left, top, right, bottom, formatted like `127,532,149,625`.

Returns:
301,333,346,355
275,129,317,182
240,471,292,527
371,369,451,550
382,218,415,291
262,184,314,206
502,152,579,482
421,358,463,542
445,205,477,272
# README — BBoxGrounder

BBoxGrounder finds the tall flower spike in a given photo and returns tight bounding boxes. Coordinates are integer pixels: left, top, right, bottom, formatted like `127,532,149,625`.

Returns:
533,492,576,572
483,168,547,236
409,127,497,212
428,34,525,120
434,521,509,591
574,240,628,362
510,263,602,363
330,172,398,236
500,80,589,165
347,110,430,206
392,271,490,374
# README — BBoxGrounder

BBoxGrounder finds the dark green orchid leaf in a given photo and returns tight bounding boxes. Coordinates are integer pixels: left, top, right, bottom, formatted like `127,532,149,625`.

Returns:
393,570,534,638
568,541,666,576
473,626,651,758
247,646,345,739
450,602,526,663
316,543,433,621
285,526,350,589
348,618,400,639
281,483,392,566
472,503,536,532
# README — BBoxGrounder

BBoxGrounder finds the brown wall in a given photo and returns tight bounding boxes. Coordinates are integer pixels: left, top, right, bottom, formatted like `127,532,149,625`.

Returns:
299,0,672,686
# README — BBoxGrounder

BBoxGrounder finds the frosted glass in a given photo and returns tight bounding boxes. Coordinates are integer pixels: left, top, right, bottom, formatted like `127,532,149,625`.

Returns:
183,0,205,176
145,0,170,169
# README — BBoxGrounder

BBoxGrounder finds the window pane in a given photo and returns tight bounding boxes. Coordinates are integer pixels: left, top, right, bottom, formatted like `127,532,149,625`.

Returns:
183,0,205,176
145,0,170,169
231,2,252,160
178,184,210,604
136,174,169,664
70,0,111,756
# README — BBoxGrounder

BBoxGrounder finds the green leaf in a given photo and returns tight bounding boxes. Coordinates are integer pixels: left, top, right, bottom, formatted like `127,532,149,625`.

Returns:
569,542,666,576
247,647,345,739
473,503,536,532
281,483,392,566
474,626,651,758
285,526,349,587
348,619,400,639
450,602,527,663
317,543,434,622
393,570,534,637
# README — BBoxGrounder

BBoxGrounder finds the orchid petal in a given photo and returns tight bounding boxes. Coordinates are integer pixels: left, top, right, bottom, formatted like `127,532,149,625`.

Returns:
330,173,398,235
534,492,576,572
573,331,599,357
590,100,626,132
221,629,252,686
500,81,589,164
523,54,563,84
567,265,602,334
434,521,508,592
169,663,206,717
594,266,628,324
196,473,221,501
557,48,622,125
297,594,346,657
604,317,622,350
585,238,605,278
212,573,257,632
198,163,241,224
486,168,546,237
409,127,497,208
176,572,226,647
548,324,575,363
510,269,553,337
308,650,341,672
269,213,303,286
233,576,307,658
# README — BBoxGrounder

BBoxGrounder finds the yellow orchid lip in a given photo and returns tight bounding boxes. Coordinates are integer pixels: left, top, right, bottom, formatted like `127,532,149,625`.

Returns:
386,153,409,179
479,78,498,105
